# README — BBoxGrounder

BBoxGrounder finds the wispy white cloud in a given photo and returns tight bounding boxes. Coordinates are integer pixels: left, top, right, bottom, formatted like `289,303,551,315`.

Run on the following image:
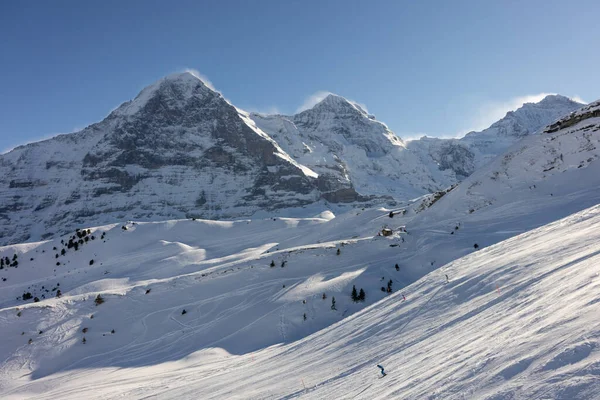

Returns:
296,91,332,113
466,93,554,133
183,68,217,92
460,93,586,136
569,95,587,104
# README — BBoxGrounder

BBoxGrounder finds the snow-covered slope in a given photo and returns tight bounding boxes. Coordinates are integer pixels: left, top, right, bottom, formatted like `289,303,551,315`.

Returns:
1,196,598,399
408,94,584,180
0,73,327,246
2,97,600,397
424,98,600,221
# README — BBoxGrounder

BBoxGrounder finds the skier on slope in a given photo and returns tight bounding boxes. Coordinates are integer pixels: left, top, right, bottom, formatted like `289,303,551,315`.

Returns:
377,364,386,376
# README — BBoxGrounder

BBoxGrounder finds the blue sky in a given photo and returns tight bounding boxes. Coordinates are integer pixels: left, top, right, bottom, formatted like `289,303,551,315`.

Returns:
1,0,598,152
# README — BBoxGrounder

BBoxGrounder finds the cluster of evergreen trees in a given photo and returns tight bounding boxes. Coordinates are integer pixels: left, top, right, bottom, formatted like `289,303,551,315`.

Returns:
65,228,95,252
351,285,366,302
0,254,18,269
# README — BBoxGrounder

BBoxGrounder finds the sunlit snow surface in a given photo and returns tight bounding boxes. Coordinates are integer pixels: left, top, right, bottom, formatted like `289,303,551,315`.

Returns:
1,101,600,399
1,183,599,398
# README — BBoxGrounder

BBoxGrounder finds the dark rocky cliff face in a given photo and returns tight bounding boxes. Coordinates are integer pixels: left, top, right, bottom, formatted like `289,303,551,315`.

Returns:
0,73,320,245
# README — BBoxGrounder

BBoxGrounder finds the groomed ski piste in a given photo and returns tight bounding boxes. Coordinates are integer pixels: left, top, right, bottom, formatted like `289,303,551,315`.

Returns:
2,105,600,399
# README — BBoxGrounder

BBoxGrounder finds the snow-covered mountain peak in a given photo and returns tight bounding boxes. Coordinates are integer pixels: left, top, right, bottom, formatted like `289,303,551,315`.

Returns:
535,93,576,106
298,93,370,119
110,71,218,118
492,95,582,134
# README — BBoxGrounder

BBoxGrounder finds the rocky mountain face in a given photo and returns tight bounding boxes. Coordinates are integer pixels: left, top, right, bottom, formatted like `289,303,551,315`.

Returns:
0,73,324,245
407,95,584,180
0,72,587,246
251,95,455,202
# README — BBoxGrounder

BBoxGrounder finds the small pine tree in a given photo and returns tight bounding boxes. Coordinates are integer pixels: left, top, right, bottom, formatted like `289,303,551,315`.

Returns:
381,286,386,292
61,248,66,255
359,288,366,301
33,297,39,303
351,285,358,302
56,290,62,298
331,297,337,310
270,260,275,267
13,254,17,261
111,329,115,334
474,243,479,249
89,259,94,266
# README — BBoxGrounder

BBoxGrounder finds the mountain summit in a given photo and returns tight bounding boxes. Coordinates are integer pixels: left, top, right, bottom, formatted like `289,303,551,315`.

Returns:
110,72,216,118
408,94,584,180
0,74,587,245
0,74,323,245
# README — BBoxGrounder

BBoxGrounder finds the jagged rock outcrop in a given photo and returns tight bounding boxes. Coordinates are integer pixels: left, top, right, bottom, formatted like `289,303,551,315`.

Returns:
0,73,321,245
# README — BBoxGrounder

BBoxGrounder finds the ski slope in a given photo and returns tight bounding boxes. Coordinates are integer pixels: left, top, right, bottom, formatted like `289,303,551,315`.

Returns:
1,202,599,399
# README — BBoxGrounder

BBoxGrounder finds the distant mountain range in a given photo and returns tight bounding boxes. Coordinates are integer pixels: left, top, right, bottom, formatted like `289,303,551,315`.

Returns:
0,72,585,245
